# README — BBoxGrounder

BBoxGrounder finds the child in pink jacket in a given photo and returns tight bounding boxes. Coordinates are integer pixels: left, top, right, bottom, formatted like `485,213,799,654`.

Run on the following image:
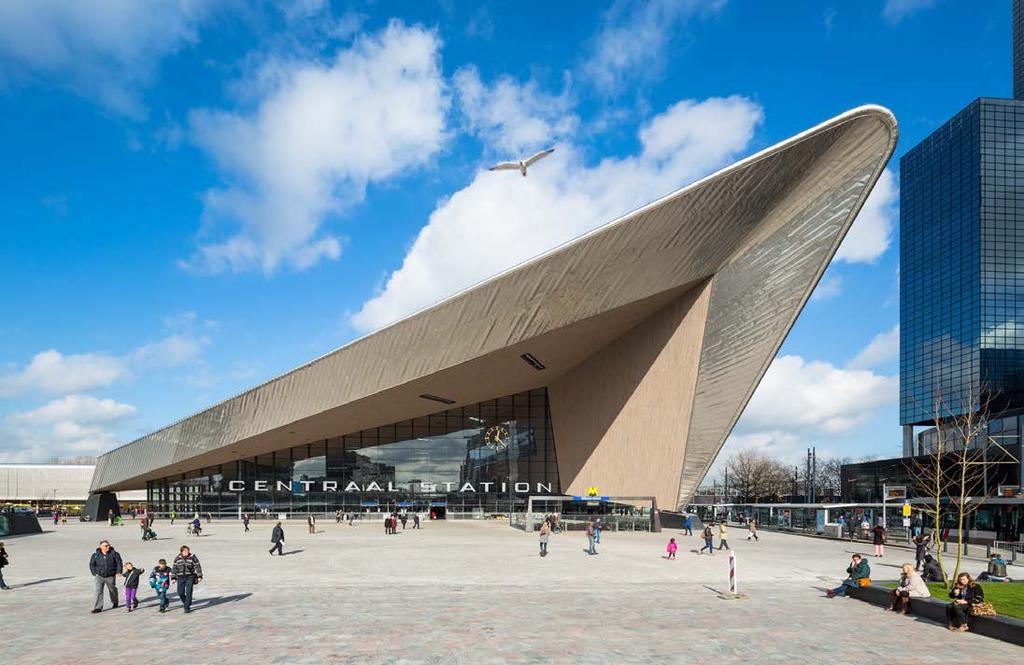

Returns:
667,537,678,559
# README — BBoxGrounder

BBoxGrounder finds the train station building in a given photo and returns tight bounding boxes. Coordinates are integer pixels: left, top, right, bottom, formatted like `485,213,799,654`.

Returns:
88,106,897,519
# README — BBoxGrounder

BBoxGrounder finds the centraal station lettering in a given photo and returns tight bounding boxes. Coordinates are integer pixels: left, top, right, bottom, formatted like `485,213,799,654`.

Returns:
226,480,554,494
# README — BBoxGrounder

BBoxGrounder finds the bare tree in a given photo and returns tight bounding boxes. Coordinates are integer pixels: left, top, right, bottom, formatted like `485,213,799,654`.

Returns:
907,385,1019,587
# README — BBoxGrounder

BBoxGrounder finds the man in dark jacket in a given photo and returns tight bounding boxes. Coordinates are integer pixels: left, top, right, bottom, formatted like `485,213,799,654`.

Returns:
913,531,931,570
269,522,285,556
170,545,203,613
921,555,945,583
89,540,123,613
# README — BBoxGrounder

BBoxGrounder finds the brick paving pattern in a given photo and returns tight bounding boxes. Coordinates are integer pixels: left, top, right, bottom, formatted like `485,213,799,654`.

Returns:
1,519,1015,664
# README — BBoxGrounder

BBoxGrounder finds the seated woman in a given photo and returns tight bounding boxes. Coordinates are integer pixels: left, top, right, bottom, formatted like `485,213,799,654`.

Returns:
946,572,985,632
887,563,930,614
921,555,945,583
826,553,870,597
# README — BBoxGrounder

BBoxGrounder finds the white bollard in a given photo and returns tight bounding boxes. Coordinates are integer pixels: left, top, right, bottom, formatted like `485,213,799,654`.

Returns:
729,551,737,595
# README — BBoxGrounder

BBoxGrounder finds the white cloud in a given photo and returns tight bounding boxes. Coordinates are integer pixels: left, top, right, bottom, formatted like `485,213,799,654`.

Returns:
847,324,900,369
185,21,448,274
0,419,124,463
833,168,897,263
882,0,936,24
131,312,211,368
8,394,135,426
0,0,209,117
738,355,898,434
0,350,129,397
352,91,763,332
454,65,577,154
810,274,843,302
584,0,725,93
0,312,212,397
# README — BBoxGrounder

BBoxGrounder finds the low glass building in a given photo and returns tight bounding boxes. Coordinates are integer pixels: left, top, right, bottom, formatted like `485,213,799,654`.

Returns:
148,389,558,517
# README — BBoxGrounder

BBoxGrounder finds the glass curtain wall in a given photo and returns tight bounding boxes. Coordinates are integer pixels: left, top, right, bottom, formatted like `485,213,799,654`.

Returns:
147,388,559,517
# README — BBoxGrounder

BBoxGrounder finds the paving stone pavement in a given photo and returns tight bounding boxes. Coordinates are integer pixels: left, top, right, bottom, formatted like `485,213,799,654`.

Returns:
1,519,1017,664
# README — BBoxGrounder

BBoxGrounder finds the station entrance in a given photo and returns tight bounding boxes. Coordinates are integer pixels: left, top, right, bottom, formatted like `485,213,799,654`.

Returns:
519,495,661,532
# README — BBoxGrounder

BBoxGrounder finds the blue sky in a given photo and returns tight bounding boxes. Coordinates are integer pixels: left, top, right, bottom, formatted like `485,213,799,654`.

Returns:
0,0,1010,471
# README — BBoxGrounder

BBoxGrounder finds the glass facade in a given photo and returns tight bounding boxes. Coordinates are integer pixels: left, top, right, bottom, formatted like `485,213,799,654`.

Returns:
901,98,1024,425
147,388,559,517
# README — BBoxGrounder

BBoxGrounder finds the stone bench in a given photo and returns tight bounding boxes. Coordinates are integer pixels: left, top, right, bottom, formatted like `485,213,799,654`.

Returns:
847,583,1024,647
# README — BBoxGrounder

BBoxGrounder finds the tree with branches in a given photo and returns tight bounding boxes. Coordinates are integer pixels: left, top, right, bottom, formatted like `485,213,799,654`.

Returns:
907,385,1019,587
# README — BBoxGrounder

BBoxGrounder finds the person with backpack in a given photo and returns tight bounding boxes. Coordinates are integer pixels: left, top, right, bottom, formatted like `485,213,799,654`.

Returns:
149,558,172,612
269,521,285,556
170,545,203,613
746,519,758,542
585,521,597,555
89,539,123,613
698,523,715,555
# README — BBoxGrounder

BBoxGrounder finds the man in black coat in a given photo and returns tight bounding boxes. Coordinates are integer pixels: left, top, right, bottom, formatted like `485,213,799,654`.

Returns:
89,540,123,613
269,521,285,556
914,531,932,570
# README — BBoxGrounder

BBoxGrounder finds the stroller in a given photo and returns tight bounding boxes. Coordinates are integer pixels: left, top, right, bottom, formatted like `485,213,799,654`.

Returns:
142,526,157,541
186,518,202,536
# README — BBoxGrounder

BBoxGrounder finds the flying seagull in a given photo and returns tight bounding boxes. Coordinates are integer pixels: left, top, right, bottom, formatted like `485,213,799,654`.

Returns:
489,148,555,177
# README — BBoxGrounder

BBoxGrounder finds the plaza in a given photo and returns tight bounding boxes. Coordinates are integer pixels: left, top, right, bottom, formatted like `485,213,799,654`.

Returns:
3,520,1016,664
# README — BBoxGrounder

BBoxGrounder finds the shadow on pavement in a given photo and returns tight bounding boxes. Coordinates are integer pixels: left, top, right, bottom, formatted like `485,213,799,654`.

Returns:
282,549,305,556
189,593,252,612
12,576,75,588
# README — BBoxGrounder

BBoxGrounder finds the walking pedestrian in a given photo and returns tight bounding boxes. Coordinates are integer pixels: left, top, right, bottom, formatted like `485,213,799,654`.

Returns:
269,521,285,555
307,514,316,534
400,513,408,530
872,523,886,557
149,558,171,612
122,562,143,612
594,519,602,544
913,531,931,570
698,523,715,555
746,519,758,541
242,513,250,533
0,541,10,589
684,514,693,536
190,516,202,537
170,510,176,526
107,509,114,527
413,513,420,529
585,521,597,555
539,521,550,557
717,521,730,550
89,539,123,613
170,545,202,613
666,537,677,560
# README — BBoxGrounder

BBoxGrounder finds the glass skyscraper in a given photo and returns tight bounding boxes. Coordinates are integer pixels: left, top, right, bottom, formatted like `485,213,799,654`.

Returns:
901,1,1024,451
